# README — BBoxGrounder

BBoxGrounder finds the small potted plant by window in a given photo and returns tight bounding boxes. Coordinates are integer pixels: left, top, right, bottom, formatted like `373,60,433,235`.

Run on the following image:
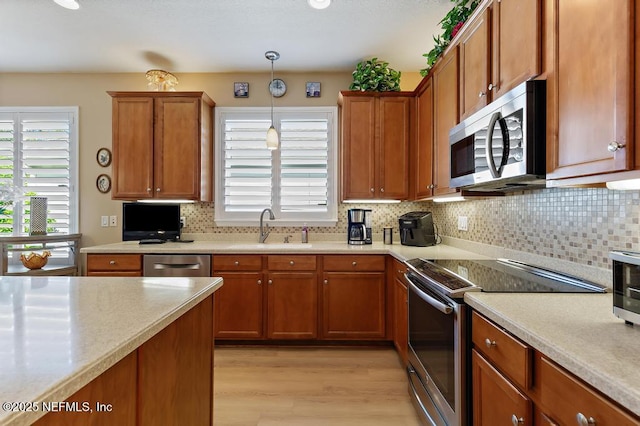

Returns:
349,58,401,92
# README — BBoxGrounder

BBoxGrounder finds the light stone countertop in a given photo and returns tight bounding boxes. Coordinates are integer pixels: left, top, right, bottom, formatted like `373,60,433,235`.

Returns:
0,276,223,426
465,292,640,417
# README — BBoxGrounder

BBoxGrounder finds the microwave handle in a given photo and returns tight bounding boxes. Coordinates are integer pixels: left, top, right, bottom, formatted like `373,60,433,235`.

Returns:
486,111,510,178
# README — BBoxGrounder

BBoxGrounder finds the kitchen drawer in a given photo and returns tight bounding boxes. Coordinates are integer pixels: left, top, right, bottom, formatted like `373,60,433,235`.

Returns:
87,254,142,272
267,255,316,271
472,311,532,390
213,255,262,271
323,255,385,272
539,356,639,426
391,258,407,281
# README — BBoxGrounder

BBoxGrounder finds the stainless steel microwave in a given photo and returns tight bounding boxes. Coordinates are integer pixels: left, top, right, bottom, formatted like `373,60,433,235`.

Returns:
610,250,640,326
449,80,546,192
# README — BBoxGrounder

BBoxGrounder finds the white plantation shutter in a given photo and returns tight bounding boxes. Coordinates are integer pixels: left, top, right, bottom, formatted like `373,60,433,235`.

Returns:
215,107,337,225
0,108,78,263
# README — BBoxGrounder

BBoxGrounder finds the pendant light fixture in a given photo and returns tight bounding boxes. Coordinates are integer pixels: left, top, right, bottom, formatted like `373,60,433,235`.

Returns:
265,50,280,150
53,0,80,10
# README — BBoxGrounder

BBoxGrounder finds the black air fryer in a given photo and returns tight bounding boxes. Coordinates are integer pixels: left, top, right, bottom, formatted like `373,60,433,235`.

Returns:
399,211,436,247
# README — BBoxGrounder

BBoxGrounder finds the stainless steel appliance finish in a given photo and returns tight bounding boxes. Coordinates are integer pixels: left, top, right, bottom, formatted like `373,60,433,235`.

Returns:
143,254,211,277
347,208,372,245
404,256,606,425
610,250,640,326
449,80,546,192
405,268,471,426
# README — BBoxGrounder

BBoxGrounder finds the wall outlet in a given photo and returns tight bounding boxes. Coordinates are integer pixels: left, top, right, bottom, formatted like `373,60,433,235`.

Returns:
109,215,117,227
180,216,186,228
457,216,468,231
101,216,108,227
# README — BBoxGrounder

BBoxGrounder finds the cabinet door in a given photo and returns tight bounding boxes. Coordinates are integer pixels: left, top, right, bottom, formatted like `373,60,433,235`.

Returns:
432,48,460,196
378,97,410,199
267,272,317,339
154,96,201,199
111,97,154,199
547,0,633,179
321,272,385,339
341,96,376,200
459,7,491,120
393,276,408,364
492,0,541,98
213,272,264,339
472,349,532,426
414,78,434,199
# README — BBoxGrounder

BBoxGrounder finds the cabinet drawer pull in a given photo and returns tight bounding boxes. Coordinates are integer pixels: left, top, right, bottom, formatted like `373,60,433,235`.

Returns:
380,188,384,193
485,338,497,348
109,260,116,265
488,82,496,91
370,188,374,192
257,279,262,285
146,187,151,192
289,260,295,266
511,414,524,426
323,279,328,285
576,413,596,426
234,261,239,266
608,141,625,152
268,279,273,285
478,91,486,98
156,188,160,192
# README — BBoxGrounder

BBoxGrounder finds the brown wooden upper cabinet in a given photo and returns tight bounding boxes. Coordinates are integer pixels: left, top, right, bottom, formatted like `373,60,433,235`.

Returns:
459,0,541,120
545,0,635,184
412,76,435,200
339,92,412,201
432,47,460,197
108,91,214,201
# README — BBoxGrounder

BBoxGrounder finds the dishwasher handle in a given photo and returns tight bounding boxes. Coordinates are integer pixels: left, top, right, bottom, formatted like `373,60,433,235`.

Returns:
143,255,211,277
153,263,202,270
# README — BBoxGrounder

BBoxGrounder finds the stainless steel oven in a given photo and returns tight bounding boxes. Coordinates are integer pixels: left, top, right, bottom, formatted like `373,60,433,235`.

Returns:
404,259,478,426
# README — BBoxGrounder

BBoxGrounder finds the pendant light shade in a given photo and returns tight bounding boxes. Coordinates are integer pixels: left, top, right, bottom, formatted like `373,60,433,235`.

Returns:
53,0,80,10
265,50,280,150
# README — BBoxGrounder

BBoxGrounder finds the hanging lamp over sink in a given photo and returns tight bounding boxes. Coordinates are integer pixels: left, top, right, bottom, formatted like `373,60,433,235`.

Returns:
265,50,280,150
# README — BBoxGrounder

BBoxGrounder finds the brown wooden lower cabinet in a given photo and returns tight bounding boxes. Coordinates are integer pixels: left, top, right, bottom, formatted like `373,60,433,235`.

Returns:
35,295,214,425
472,311,640,425
85,254,142,276
214,272,264,339
267,272,317,339
472,349,532,426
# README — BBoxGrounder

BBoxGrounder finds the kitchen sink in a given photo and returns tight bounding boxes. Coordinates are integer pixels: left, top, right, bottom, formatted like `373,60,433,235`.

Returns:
226,243,313,250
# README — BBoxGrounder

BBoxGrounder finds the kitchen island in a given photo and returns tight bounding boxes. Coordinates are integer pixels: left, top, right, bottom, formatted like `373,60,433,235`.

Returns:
0,275,223,426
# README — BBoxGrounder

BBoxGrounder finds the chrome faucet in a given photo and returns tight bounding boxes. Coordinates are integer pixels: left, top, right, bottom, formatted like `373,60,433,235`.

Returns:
259,208,275,243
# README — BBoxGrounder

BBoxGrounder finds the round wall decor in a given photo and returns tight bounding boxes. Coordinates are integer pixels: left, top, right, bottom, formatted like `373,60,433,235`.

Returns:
97,148,112,167
96,174,111,193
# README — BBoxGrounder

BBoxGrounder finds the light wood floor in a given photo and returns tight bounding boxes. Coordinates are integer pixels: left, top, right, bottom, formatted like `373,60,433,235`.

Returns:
214,347,422,426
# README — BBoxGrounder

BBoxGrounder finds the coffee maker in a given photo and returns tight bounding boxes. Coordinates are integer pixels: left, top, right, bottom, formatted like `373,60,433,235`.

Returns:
348,209,372,245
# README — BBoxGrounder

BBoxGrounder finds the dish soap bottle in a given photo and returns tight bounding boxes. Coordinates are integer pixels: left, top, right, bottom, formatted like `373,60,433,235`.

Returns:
301,223,309,243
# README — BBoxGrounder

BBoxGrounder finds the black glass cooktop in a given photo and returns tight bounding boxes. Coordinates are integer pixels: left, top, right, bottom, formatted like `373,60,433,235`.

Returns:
405,258,607,298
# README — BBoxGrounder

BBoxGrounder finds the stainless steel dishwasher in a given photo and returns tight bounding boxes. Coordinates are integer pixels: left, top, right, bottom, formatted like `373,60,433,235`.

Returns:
143,254,211,277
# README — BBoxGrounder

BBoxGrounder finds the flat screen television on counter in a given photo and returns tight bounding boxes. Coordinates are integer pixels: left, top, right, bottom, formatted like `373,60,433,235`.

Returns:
122,203,181,241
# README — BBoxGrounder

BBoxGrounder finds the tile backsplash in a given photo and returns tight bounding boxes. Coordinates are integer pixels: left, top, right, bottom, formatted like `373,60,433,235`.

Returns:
181,187,640,270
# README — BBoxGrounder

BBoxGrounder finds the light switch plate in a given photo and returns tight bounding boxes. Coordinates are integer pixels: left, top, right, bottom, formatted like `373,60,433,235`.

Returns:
101,216,108,227
457,216,468,231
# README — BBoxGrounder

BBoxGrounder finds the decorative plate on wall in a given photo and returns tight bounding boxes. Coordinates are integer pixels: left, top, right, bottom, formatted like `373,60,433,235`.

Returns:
96,174,111,193
97,148,112,167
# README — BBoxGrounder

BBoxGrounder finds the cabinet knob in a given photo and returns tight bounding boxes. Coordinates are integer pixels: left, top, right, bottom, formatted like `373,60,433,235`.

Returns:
289,260,295,266
323,279,328,285
156,188,160,192
608,141,625,152
511,414,524,426
380,188,385,193
257,279,262,285
576,413,596,426
268,279,273,285
485,338,497,348
427,184,435,189
234,261,239,266
478,91,486,98
370,188,374,192
488,83,496,91
146,187,151,193
352,261,357,266
109,260,116,265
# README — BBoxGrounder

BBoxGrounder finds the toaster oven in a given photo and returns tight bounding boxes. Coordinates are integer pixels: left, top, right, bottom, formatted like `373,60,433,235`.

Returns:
610,251,640,325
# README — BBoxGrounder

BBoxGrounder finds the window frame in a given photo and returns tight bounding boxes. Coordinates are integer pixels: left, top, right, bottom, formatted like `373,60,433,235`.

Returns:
0,107,79,265
214,106,338,227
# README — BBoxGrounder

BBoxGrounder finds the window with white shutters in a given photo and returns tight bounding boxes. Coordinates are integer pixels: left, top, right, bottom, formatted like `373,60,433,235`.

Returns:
215,107,337,226
0,108,78,264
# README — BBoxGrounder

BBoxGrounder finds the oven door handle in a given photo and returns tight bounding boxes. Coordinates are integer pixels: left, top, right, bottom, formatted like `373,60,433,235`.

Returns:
405,273,453,314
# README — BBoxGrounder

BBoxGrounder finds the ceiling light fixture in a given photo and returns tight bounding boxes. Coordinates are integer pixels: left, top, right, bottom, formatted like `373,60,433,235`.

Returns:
53,0,80,10
308,0,331,10
265,50,280,151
